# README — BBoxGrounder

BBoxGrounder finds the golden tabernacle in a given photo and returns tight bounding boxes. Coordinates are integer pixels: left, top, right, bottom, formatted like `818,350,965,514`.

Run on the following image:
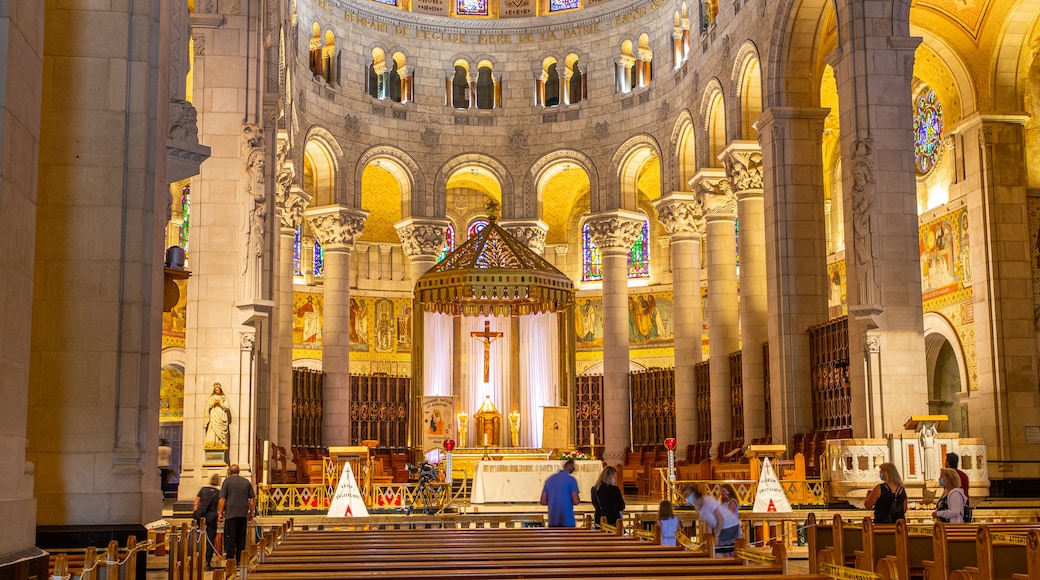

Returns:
475,396,501,448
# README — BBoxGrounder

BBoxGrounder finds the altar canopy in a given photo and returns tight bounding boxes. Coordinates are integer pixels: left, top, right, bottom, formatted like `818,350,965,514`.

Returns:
414,213,576,449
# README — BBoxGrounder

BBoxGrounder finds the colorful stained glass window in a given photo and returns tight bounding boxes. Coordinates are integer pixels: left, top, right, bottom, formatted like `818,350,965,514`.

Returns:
371,0,397,5
293,227,302,276
314,239,325,278
549,0,579,10
913,90,944,174
180,184,190,255
468,219,488,239
582,215,651,281
457,0,488,15
437,224,455,263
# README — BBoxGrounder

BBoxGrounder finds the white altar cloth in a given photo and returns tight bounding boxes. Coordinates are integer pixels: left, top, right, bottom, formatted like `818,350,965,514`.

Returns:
470,460,603,504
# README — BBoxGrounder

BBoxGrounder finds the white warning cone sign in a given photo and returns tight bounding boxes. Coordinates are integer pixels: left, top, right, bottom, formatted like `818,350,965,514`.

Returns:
327,462,370,518
752,457,792,513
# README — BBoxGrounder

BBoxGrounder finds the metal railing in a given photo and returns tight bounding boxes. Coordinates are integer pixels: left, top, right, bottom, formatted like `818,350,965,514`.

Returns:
657,472,827,507
258,479,461,516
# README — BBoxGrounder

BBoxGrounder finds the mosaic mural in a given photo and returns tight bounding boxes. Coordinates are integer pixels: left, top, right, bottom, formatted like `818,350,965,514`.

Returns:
162,279,187,349
160,364,185,422
575,290,675,349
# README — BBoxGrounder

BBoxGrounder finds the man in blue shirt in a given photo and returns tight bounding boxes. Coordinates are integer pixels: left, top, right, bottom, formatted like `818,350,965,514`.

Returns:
540,459,580,527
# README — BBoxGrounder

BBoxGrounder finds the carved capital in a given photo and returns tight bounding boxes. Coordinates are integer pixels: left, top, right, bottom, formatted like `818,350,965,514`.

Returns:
241,331,256,351
720,142,763,192
499,219,549,255
305,205,369,250
690,170,736,217
280,185,311,231
653,192,704,238
584,210,645,252
169,100,200,143
395,217,451,260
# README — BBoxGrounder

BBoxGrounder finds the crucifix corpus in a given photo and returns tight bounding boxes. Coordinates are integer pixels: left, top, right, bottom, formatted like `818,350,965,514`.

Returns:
470,321,503,383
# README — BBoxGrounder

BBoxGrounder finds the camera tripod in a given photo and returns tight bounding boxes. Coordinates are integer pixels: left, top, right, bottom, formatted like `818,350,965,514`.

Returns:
408,475,438,515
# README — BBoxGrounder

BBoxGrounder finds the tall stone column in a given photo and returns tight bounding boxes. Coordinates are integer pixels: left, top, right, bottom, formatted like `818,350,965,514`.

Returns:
831,0,927,434
654,193,704,450
721,142,768,442
585,211,645,463
691,170,738,455
306,205,368,446
276,178,309,458
754,107,831,444
957,116,1040,474
500,219,549,256
395,217,451,284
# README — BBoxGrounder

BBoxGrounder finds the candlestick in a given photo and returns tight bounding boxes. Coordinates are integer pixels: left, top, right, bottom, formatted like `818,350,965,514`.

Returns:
483,432,488,447
590,432,596,460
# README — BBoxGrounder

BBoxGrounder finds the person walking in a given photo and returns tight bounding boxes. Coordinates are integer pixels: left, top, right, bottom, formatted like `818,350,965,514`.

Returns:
193,474,221,570
591,465,625,528
933,467,968,523
656,500,678,547
715,483,742,556
218,464,255,567
682,484,728,556
540,459,580,527
864,463,907,524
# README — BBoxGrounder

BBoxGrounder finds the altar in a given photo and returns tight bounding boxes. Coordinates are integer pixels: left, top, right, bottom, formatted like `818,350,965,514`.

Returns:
470,460,602,504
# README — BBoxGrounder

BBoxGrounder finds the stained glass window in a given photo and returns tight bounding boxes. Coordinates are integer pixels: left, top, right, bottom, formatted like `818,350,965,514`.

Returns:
468,219,488,239
293,227,302,276
180,184,190,254
438,224,455,262
550,0,580,10
913,90,944,174
582,214,651,282
371,0,396,5
457,0,488,16
314,239,325,278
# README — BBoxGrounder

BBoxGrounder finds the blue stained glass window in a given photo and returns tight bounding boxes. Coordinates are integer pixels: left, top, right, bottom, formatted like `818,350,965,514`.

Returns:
314,240,325,278
371,0,397,5
582,214,651,282
913,90,944,174
293,227,302,276
457,0,488,15
437,224,455,262
468,219,488,239
549,0,579,11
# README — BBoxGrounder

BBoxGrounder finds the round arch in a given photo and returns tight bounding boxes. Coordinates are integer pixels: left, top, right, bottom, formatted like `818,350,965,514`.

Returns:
668,109,696,193
354,145,427,217
698,79,726,167
302,125,344,206
434,153,513,218
923,312,969,434
525,149,599,220
766,0,833,108
730,41,763,141
990,0,1040,111
609,134,662,212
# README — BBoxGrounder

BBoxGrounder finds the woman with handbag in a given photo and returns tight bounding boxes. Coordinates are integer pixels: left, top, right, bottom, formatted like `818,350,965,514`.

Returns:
194,474,221,570
932,468,968,523
591,466,625,528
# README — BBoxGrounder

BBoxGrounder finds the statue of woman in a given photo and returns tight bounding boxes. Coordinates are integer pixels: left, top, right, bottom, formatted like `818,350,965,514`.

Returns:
203,383,231,450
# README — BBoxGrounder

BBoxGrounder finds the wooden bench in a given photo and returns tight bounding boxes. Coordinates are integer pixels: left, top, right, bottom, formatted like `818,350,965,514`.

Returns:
923,524,1040,580
962,526,1040,580
809,514,863,573
855,517,897,572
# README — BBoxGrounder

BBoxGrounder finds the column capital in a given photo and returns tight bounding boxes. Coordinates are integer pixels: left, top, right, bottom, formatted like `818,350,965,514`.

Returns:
653,192,704,239
394,216,450,261
690,169,736,219
499,219,549,255
305,205,369,251
280,184,311,232
585,209,644,252
719,141,764,193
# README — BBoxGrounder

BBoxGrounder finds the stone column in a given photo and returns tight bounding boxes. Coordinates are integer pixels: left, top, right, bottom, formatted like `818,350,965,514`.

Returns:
831,0,928,434
500,219,549,256
276,180,309,458
585,211,645,463
691,170,738,455
721,142,768,442
957,116,1040,474
306,205,368,446
754,107,831,443
654,193,705,450
395,217,451,284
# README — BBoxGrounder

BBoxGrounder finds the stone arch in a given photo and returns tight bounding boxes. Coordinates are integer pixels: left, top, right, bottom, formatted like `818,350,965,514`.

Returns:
433,153,514,218
698,78,726,167
765,0,833,108
923,312,968,434
302,125,345,206
581,360,647,375
991,0,1040,111
730,41,763,141
524,149,599,220
609,133,662,212
354,145,427,217
668,109,696,193
910,27,979,118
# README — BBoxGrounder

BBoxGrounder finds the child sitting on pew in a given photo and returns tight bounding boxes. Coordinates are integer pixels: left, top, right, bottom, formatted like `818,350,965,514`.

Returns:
657,500,678,547
932,468,968,523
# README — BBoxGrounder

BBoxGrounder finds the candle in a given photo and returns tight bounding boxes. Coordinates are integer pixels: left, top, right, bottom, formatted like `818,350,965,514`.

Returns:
484,433,488,447
591,432,595,450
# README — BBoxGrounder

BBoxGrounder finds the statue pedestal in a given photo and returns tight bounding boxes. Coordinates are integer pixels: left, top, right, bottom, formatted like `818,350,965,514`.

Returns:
203,448,228,468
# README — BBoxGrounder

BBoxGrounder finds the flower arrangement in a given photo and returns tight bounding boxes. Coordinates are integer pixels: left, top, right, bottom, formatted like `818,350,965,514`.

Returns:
559,450,590,461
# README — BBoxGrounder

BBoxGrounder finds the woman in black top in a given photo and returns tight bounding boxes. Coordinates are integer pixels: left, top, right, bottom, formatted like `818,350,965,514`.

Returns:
591,466,625,527
864,462,907,524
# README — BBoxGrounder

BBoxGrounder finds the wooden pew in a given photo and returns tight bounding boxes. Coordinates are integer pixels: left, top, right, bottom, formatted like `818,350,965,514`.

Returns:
809,514,863,573
879,520,936,580
855,517,898,572
966,526,1040,580
923,524,1039,580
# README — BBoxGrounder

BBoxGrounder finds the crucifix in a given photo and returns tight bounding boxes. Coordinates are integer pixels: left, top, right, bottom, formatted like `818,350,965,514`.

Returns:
470,321,503,383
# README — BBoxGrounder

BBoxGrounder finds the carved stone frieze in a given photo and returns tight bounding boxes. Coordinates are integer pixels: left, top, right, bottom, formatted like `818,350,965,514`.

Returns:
500,219,549,255
722,148,763,192
395,218,450,259
306,206,369,250
654,193,704,237
584,211,645,251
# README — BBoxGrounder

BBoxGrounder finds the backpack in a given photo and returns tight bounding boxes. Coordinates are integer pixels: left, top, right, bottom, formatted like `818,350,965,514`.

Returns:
885,486,906,523
963,498,973,523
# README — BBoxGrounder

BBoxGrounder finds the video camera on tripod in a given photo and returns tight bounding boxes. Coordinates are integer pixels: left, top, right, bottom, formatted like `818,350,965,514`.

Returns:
405,461,438,485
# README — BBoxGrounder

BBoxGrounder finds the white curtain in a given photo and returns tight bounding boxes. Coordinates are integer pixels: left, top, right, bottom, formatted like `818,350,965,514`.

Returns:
423,311,454,397
460,315,511,447
519,312,560,448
